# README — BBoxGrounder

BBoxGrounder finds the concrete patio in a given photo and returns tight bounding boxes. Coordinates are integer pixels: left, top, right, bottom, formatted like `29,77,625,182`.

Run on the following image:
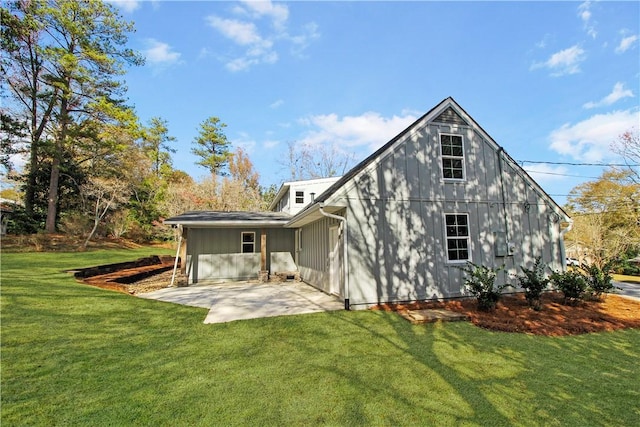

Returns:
138,280,344,324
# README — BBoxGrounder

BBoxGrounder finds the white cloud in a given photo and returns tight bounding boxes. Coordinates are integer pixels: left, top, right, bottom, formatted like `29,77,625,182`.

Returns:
577,1,597,39
522,164,569,184
143,38,182,65
205,1,319,71
108,0,141,13
263,140,280,149
206,17,264,46
233,132,257,154
615,34,639,54
298,111,418,151
549,109,640,161
531,45,586,76
238,0,289,30
583,82,634,109
270,99,284,109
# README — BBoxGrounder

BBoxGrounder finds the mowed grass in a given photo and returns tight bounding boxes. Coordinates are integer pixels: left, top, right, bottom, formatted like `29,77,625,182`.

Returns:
2,250,639,426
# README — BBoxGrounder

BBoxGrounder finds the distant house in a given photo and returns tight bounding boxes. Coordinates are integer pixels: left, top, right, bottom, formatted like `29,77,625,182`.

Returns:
0,198,19,236
165,97,571,309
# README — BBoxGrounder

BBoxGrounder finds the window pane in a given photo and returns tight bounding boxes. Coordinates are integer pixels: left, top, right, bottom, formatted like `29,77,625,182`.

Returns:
242,243,253,253
242,233,254,243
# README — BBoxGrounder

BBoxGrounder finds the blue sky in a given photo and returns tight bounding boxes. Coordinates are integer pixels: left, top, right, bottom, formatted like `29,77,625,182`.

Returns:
112,0,639,204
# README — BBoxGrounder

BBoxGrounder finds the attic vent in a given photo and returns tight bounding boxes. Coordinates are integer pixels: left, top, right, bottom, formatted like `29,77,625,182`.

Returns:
434,107,468,125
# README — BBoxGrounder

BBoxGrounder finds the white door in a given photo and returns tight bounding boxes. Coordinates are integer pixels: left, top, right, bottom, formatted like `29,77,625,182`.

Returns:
329,226,341,295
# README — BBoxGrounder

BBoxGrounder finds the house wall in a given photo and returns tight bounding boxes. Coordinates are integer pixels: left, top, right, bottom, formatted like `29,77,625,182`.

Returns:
186,227,295,283
284,178,341,216
297,216,341,293
276,189,291,213
327,120,565,308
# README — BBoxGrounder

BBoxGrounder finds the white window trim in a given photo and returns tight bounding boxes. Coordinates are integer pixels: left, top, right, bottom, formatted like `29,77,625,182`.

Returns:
439,132,466,182
443,213,471,263
294,190,305,204
241,231,255,253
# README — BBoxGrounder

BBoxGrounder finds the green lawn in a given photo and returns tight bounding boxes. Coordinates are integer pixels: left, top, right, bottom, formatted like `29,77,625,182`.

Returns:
2,250,639,426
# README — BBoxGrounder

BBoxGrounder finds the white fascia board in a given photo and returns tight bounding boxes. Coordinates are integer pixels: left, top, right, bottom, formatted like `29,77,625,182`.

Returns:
268,183,291,211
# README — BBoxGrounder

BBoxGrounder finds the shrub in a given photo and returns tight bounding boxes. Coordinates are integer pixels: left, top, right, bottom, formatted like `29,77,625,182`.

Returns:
550,270,587,305
583,263,616,300
461,262,507,311
516,257,550,310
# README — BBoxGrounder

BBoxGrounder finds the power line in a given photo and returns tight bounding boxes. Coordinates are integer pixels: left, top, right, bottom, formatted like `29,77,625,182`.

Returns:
523,169,601,179
518,160,640,167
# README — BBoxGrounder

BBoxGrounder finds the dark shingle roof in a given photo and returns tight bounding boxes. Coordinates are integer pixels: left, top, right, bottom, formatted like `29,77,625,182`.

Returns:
164,211,291,227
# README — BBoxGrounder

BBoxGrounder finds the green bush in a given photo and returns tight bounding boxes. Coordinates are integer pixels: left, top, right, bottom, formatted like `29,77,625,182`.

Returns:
550,270,588,305
516,257,550,310
583,263,616,300
461,262,506,311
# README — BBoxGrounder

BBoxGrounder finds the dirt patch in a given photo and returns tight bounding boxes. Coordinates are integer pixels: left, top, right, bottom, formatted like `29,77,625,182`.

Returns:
74,256,187,295
81,269,187,295
1,233,172,252
374,292,640,336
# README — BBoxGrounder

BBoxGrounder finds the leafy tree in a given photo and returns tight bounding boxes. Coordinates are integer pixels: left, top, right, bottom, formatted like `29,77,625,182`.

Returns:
1,2,58,215
565,169,640,267
1,0,143,232
218,148,263,211
80,176,129,248
0,113,28,173
192,116,231,175
141,117,176,179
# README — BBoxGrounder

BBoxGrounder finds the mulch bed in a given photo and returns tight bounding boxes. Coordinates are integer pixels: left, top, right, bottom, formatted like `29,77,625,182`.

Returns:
373,292,640,336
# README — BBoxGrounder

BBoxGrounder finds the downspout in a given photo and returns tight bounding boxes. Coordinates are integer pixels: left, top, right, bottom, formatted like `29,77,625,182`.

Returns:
318,203,350,310
170,225,183,287
496,147,510,242
559,218,574,270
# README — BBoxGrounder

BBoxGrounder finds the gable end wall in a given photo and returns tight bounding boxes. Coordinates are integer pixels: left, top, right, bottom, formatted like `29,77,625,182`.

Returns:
334,120,564,307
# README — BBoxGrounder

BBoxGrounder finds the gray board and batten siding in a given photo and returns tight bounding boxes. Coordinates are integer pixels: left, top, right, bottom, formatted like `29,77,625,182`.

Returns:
185,227,295,284
296,215,344,295
297,99,569,308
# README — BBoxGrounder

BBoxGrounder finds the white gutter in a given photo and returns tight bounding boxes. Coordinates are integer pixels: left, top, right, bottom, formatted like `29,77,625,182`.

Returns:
170,225,183,287
318,203,350,310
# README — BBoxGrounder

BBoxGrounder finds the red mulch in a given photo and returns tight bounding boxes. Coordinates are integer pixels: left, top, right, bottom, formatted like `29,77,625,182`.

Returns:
373,292,640,336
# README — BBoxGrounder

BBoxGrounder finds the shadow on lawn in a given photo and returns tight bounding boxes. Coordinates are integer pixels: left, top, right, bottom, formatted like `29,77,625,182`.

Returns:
335,309,638,426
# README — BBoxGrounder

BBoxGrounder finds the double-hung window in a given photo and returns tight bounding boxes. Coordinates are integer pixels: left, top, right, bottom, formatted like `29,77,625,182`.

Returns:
241,232,255,253
440,134,465,180
295,191,304,204
445,214,470,262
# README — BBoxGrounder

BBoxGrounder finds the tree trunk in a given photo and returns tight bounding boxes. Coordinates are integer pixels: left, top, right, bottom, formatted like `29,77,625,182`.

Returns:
44,150,60,233
45,95,68,233
83,217,100,249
